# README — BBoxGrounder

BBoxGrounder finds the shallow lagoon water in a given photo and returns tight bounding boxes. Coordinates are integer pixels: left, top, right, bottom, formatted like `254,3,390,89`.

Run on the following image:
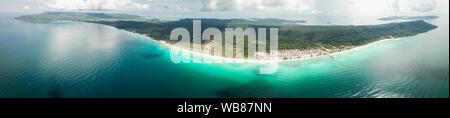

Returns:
0,13,448,98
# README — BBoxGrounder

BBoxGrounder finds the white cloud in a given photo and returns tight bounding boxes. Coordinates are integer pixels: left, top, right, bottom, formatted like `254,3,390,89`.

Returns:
201,0,318,14
394,0,437,12
23,5,31,10
340,0,438,16
392,0,400,11
352,0,437,12
411,0,436,12
174,4,190,12
143,0,191,12
37,6,47,10
45,0,150,11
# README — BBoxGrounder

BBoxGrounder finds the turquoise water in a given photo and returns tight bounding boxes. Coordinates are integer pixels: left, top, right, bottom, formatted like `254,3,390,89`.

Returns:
0,13,448,98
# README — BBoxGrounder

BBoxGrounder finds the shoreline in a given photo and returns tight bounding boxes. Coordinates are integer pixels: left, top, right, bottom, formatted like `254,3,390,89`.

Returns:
29,20,420,63
71,21,398,63
124,30,397,63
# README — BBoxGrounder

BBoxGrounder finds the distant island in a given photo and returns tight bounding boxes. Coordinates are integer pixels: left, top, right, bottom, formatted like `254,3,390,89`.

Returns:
15,12,164,23
16,12,438,60
378,15,439,21
248,18,306,25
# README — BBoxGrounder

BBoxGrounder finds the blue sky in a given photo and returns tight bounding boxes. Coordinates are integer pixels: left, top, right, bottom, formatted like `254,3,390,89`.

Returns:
0,0,448,20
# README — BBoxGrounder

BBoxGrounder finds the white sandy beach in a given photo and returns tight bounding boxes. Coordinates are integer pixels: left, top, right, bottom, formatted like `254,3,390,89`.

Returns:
124,29,397,63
